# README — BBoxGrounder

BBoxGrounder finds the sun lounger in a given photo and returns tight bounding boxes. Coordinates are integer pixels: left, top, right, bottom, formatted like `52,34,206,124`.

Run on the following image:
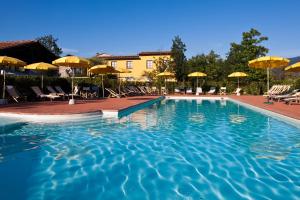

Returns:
283,92,300,105
143,86,155,95
105,88,126,98
174,88,181,94
196,87,203,95
186,88,193,94
55,86,71,97
207,87,216,94
233,88,242,95
219,87,226,95
31,86,60,101
6,85,26,103
271,89,300,101
138,86,148,95
46,86,67,98
265,85,291,96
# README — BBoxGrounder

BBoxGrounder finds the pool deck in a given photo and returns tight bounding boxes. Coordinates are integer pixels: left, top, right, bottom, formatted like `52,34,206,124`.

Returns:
230,95,300,120
0,96,160,115
0,95,299,120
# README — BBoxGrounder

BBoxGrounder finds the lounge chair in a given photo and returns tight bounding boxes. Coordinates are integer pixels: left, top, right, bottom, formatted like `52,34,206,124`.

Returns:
55,86,71,98
6,85,26,103
186,88,193,94
174,88,181,94
233,88,242,95
207,87,216,94
196,87,203,95
265,85,291,96
283,92,300,105
138,86,148,95
161,86,166,95
69,86,81,98
271,89,300,102
151,86,158,95
31,86,60,101
46,86,67,99
105,88,126,98
219,87,226,95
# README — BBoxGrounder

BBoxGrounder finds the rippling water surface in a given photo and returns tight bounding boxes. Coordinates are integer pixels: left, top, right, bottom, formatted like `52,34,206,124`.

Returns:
0,99,300,200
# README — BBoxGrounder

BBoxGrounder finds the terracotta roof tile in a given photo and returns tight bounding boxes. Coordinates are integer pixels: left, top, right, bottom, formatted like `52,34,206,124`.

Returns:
0,40,36,50
139,51,171,56
100,55,140,60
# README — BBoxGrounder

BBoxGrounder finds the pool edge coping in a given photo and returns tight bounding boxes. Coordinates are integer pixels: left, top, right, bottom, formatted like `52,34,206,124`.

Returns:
165,96,300,127
0,96,164,123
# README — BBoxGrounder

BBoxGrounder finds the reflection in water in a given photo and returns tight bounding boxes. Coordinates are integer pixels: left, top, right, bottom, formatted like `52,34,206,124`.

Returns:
229,104,247,124
229,114,247,124
189,114,205,123
250,117,291,161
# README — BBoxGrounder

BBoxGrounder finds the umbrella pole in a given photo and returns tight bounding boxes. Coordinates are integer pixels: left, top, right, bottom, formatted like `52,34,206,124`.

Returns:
267,67,270,92
165,78,167,95
2,70,5,99
197,77,199,88
119,73,121,95
68,67,75,105
102,74,104,98
41,72,44,90
238,77,239,88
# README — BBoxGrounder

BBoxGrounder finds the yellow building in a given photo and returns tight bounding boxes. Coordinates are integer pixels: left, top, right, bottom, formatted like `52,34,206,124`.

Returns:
97,51,171,81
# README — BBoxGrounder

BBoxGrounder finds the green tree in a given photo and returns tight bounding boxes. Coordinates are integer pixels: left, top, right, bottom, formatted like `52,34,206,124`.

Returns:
226,28,269,81
36,35,63,56
88,56,107,66
171,36,187,81
142,57,171,82
186,51,225,82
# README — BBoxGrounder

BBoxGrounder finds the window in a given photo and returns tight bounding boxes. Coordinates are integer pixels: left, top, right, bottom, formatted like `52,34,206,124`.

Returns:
146,60,153,69
126,61,133,69
111,61,117,68
75,68,82,75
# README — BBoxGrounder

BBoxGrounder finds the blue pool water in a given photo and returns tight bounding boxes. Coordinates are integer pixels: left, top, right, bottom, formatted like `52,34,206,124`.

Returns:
0,99,300,200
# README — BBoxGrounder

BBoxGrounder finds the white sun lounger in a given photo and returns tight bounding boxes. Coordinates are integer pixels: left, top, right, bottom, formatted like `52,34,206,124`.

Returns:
31,86,60,101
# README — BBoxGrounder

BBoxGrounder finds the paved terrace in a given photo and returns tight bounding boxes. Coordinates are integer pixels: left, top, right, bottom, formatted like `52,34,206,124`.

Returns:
0,96,160,115
0,95,299,120
230,95,300,120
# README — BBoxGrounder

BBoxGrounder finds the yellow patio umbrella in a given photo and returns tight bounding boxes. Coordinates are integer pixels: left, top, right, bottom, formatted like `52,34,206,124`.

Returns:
89,65,119,98
157,71,175,94
24,62,58,90
284,62,300,72
157,71,175,77
228,72,248,89
52,56,90,104
0,56,26,100
248,56,290,93
188,72,207,88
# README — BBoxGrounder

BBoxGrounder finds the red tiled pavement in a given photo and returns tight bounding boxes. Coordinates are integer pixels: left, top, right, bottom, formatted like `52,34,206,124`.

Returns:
0,96,160,115
230,95,300,120
0,95,299,120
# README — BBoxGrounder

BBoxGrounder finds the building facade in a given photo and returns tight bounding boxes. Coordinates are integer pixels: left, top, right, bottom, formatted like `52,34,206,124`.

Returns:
97,51,172,81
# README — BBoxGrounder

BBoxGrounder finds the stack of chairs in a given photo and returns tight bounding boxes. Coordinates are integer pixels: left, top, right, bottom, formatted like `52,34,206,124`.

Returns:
267,85,291,96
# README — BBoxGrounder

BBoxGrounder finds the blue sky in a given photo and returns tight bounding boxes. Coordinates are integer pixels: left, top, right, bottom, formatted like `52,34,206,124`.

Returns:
1,0,300,58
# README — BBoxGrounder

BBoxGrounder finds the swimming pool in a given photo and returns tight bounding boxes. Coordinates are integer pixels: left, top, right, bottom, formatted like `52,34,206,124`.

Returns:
0,99,299,199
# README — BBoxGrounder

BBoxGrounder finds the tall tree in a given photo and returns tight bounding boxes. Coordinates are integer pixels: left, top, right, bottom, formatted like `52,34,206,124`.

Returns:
226,28,269,81
36,35,63,56
88,56,107,66
171,36,187,81
186,51,225,81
